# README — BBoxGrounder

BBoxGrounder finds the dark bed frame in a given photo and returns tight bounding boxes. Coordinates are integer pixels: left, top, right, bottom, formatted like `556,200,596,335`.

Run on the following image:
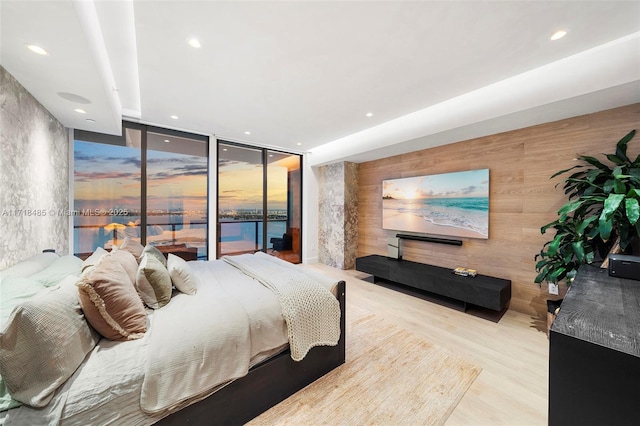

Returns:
158,280,346,425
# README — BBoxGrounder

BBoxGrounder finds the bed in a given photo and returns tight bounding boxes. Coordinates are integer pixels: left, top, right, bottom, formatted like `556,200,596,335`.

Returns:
0,246,345,425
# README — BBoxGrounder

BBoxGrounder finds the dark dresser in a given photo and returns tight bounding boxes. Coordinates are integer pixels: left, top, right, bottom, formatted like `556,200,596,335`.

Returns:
549,265,640,425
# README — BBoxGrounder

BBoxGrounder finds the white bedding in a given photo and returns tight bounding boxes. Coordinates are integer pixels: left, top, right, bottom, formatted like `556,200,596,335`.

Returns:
223,253,340,361
2,255,338,426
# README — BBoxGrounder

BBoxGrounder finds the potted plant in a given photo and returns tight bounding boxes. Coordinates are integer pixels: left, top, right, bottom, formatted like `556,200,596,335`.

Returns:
535,129,640,286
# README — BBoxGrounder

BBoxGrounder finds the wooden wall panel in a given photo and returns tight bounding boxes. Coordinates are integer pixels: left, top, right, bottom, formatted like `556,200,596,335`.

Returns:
357,104,640,318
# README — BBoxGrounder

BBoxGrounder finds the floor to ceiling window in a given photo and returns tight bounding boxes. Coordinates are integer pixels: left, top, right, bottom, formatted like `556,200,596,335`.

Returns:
73,123,208,260
217,141,302,263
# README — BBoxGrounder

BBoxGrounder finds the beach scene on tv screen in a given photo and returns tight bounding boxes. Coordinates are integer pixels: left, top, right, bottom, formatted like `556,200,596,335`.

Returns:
382,169,489,239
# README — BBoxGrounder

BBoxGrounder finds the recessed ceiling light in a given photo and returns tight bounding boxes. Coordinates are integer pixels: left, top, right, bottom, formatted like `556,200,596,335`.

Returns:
297,143,302,146
85,118,96,123
223,148,228,151
188,38,201,48
550,30,568,41
170,115,178,119
74,108,87,114
25,44,48,55
366,112,373,117
244,131,251,135
164,139,170,143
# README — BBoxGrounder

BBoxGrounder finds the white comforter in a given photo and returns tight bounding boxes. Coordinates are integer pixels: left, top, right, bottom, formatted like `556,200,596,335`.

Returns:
140,259,288,415
3,255,338,425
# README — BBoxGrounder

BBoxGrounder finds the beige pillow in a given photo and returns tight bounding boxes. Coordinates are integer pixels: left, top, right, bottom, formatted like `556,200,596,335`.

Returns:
136,254,172,309
119,238,145,262
167,253,198,295
77,254,147,341
142,244,167,267
109,248,138,284
0,276,100,407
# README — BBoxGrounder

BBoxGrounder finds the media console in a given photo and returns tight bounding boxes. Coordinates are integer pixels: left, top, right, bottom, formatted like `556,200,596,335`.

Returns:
355,255,511,312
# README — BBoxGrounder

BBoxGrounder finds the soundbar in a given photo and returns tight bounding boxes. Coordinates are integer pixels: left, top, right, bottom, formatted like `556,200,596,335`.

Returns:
396,233,463,246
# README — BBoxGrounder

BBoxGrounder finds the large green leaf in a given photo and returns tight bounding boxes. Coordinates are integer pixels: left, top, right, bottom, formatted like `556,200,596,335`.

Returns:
602,194,625,219
550,165,582,179
549,267,566,283
599,216,613,241
572,241,585,262
613,178,627,194
606,154,625,165
576,215,598,235
603,179,614,193
578,155,612,172
626,198,640,225
557,200,583,216
548,234,566,257
615,129,636,162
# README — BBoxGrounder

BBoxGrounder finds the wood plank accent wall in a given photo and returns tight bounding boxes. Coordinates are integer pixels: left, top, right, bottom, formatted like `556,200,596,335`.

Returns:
357,104,640,318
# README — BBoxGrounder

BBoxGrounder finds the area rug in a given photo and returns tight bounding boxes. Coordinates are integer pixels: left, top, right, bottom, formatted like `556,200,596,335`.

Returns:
248,305,482,425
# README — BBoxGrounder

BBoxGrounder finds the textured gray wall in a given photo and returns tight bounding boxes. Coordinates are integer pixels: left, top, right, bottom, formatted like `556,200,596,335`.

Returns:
0,66,70,269
318,161,358,269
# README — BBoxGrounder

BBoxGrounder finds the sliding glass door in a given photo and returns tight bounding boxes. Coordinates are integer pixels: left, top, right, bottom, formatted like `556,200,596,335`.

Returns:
73,123,209,260
217,142,302,263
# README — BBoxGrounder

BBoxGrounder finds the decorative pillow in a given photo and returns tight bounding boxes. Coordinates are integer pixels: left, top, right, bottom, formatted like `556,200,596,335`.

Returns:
81,247,108,272
28,255,83,287
77,254,147,341
136,254,172,309
119,238,145,262
167,254,198,295
0,252,59,279
0,276,100,407
142,244,167,267
109,248,139,285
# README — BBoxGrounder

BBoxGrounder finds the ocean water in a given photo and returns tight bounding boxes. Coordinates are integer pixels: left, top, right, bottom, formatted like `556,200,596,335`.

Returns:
74,215,288,258
74,214,208,258
383,197,489,237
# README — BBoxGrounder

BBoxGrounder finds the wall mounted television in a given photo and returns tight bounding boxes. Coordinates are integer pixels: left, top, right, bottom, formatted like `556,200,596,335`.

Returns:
382,169,489,240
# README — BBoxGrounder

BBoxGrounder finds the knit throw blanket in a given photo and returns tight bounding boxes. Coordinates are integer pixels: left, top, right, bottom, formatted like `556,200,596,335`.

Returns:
223,253,341,361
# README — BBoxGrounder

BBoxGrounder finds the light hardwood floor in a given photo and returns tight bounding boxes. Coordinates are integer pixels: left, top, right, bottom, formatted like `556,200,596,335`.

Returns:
303,263,549,426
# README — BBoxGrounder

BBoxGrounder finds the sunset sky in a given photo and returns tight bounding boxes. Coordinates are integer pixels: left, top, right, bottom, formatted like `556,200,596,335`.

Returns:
382,169,489,200
218,158,288,211
74,141,208,212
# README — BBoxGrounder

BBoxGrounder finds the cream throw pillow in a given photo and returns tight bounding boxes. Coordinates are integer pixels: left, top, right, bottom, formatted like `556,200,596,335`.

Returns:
167,254,198,295
77,254,147,341
142,244,167,267
0,276,100,407
81,247,108,273
136,254,172,309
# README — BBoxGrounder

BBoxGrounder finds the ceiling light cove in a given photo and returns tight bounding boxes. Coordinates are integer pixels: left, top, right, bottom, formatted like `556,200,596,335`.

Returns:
85,119,96,123
188,38,201,48
550,29,568,41
25,44,48,55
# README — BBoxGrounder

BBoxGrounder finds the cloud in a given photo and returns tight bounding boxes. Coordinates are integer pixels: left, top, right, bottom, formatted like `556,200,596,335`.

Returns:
459,185,477,195
75,171,140,182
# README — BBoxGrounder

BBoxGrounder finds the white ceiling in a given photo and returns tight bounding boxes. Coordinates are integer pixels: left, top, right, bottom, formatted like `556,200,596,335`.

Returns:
1,1,639,166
